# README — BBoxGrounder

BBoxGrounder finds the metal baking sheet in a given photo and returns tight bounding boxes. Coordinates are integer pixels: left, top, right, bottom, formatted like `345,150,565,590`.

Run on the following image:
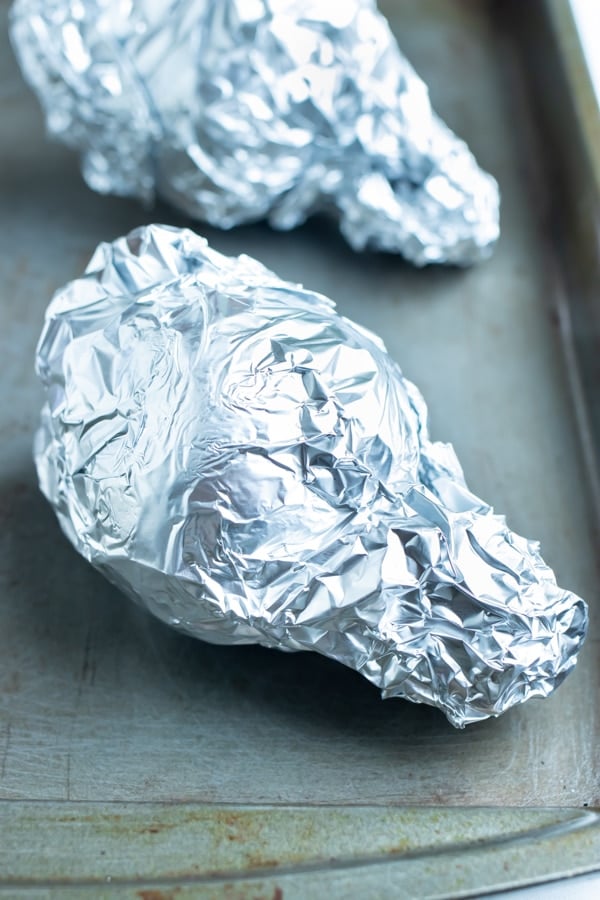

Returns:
0,0,598,896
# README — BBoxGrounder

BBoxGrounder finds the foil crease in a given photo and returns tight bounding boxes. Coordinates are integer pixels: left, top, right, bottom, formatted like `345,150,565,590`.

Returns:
11,0,499,266
34,225,586,727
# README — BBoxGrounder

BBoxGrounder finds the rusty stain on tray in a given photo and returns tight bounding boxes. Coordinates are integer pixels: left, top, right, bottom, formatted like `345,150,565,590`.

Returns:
137,891,183,900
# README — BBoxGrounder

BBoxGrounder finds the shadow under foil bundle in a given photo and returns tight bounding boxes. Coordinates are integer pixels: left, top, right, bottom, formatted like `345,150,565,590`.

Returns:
10,0,499,266
34,225,586,727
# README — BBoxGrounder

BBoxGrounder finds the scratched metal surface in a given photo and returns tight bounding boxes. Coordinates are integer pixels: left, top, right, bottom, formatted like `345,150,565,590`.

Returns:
0,0,599,896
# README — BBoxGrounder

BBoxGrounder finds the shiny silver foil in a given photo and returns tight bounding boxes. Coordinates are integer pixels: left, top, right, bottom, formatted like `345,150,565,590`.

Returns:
34,225,586,727
11,0,499,266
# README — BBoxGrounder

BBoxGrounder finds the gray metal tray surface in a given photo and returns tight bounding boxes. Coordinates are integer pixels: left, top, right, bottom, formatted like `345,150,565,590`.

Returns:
0,0,598,896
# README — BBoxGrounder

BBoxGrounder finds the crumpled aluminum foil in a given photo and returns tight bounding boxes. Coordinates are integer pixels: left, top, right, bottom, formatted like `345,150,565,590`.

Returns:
11,0,499,266
34,225,586,726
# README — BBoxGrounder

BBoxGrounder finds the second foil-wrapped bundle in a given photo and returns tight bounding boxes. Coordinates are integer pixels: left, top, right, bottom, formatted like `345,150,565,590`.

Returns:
11,0,499,265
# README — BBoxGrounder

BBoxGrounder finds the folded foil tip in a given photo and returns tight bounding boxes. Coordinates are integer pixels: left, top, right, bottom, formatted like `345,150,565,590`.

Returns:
11,0,499,266
34,224,586,727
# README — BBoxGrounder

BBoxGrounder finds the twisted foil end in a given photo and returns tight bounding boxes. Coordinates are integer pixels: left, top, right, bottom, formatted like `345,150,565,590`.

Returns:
11,0,499,265
34,225,586,726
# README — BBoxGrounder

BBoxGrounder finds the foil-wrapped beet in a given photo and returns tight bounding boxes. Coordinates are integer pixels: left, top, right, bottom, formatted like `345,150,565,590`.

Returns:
34,225,586,727
11,0,499,266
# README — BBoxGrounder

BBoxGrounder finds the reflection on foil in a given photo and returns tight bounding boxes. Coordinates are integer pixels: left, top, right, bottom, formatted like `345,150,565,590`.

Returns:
11,0,499,265
34,225,586,727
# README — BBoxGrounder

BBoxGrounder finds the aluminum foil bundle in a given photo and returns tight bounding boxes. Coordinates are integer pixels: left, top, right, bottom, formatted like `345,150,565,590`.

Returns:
11,0,499,266
34,225,586,726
